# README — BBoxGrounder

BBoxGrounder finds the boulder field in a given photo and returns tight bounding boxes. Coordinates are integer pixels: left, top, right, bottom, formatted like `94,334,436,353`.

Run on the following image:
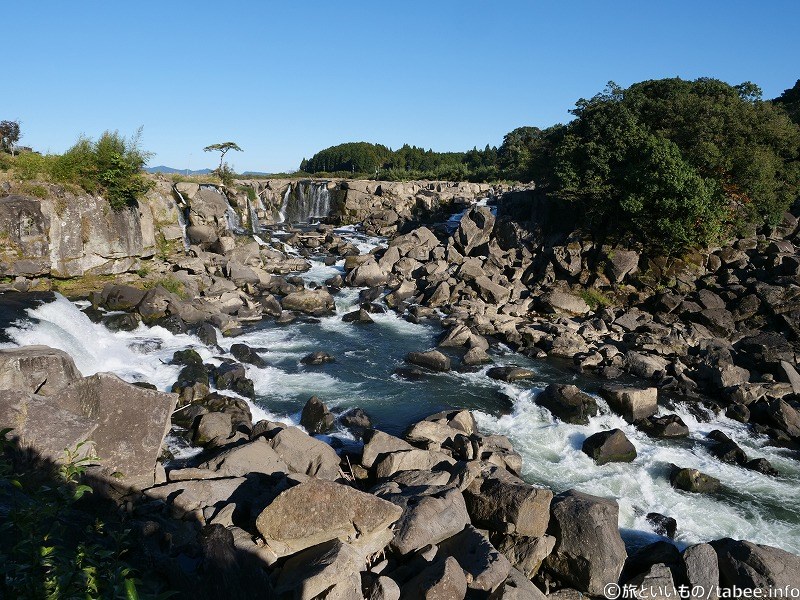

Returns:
1,345,799,598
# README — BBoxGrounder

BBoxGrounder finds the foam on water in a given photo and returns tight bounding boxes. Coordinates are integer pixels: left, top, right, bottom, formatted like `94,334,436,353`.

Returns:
473,384,800,553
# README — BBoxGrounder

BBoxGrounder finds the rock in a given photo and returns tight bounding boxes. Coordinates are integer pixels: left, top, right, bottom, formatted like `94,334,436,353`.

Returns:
646,512,677,539
0,389,98,463
255,479,402,558
637,414,690,438
382,486,470,555
625,563,677,600
669,467,720,494
198,437,288,477
494,534,556,579
301,351,335,365
486,366,535,382
543,490,627,596
102,313,140,332
474,276,511,305
274,539,363,600
144,477,247,519
463,347,492,366
57,373,177,486
363,575,401,600
749,399,800,440
683,543,719,600
281,288,335,315
0,345,81,396
300,396,335,434
489,567,547,600
361,429,414,469
339,408,373,438
268,426,341,480
374,448,456,479
401,556,467,600
535,384,598,425
405,350,451,372
600,385,658,423
103,284,147,310
213,362,255,399
456,206,495,256
463,465,553,537
711,538,800,591
345,259,388,287
581,429,637,465
745,458,778,476
195,323,217,348
607,249,640,283
230,343,267,368
342,308,375,324
424,409,478,434
437,525,511,594
187,224,218,245
193,411,233,447
625,352,670,379
542,290,590,316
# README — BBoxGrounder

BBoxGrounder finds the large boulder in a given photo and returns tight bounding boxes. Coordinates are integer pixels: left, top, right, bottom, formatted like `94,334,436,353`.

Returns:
197,437,288,477
581,429,637,465
711,539,800,591
463,464,553,537
300,396,335,434
0,346,82,396
600,386,658,423
456,205,495,256
683,543,720,600
381,486,471,555
0,389,97,462
542,290,591,316
345,258,388,287
267,426,341,480
58,373,178,487
437,525,512,594
543,490,627,596
255,479,402,558
274,539,363,600
670,467,720,494
405,350,451,372
535,384,598,425
281,288,335,315
401,556,468,599
361,429,415,469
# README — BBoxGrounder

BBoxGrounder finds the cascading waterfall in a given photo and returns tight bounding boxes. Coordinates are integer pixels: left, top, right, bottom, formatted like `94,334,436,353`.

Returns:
248,197,260,233
278,181,331,224
171,188,192,251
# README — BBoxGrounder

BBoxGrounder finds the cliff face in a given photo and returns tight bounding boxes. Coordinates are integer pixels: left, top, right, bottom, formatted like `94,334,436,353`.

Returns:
0,182,181,278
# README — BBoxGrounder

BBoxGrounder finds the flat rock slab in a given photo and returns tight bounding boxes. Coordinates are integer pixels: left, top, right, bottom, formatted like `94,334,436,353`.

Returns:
58,372,177,487
0,345,81,396
255,479,403,558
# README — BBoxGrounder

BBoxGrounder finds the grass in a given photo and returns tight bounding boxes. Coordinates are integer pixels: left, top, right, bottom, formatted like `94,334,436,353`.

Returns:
579,288,614,310
145,276,187,299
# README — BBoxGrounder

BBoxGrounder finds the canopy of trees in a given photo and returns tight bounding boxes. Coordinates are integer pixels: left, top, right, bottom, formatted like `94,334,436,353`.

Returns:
0,120,21,155
499,78,800,251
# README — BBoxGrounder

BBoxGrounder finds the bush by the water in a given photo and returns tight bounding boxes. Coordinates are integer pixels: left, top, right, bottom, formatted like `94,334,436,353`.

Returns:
0,129,152,210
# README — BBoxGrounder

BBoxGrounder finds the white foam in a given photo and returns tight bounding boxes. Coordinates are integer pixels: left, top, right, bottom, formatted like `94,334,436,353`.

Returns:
474,386,800,552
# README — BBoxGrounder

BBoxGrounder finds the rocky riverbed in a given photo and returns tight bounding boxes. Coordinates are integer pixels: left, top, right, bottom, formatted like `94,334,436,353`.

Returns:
1,180,800,598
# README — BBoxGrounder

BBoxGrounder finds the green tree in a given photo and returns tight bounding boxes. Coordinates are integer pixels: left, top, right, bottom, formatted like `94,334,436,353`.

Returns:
0,120,21,155
203,141,242,171
773,79,800,125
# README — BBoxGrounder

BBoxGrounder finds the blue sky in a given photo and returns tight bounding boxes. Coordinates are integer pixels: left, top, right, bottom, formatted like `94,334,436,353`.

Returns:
6,1,799,172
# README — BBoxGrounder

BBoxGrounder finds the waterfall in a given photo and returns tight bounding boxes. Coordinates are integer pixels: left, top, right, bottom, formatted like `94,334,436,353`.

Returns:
172,187,191,251
279,181,331,224
248,197,260,233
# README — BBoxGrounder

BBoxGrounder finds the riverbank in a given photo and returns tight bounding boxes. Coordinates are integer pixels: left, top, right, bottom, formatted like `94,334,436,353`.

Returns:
2,181,800,598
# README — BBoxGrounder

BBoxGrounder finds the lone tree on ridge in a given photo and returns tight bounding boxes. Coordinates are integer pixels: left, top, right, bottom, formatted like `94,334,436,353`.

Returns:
0,120,21,155
203,141,242,171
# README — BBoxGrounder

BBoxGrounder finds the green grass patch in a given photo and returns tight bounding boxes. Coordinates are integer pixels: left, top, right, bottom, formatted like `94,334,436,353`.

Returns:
579,288,614,310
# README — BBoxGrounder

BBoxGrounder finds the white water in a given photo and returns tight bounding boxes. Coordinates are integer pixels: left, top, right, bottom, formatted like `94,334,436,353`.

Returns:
473,383,800,552
3,243,800,553
279,181,331,224
1,295,278,424
172,188,192,251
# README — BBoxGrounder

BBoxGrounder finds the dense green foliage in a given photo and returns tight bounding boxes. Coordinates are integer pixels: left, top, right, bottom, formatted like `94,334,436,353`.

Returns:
0,130,153,210
506,78,800,251
299,77,800,251
0,430,162,599
300,142,498,182
774,80,800,125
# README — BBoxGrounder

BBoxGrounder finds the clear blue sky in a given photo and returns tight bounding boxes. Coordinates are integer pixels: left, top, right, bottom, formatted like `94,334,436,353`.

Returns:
6,1,799,173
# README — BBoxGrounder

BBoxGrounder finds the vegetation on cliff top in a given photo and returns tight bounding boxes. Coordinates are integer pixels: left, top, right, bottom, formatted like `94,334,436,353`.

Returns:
301,77,800,252
0,129,152,211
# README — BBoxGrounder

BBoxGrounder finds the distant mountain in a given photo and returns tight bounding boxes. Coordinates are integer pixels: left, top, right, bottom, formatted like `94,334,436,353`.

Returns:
145,165,214,175
240,171,273,177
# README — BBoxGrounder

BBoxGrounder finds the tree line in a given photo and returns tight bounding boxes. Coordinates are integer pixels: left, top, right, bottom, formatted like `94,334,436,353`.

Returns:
300,77,800,251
